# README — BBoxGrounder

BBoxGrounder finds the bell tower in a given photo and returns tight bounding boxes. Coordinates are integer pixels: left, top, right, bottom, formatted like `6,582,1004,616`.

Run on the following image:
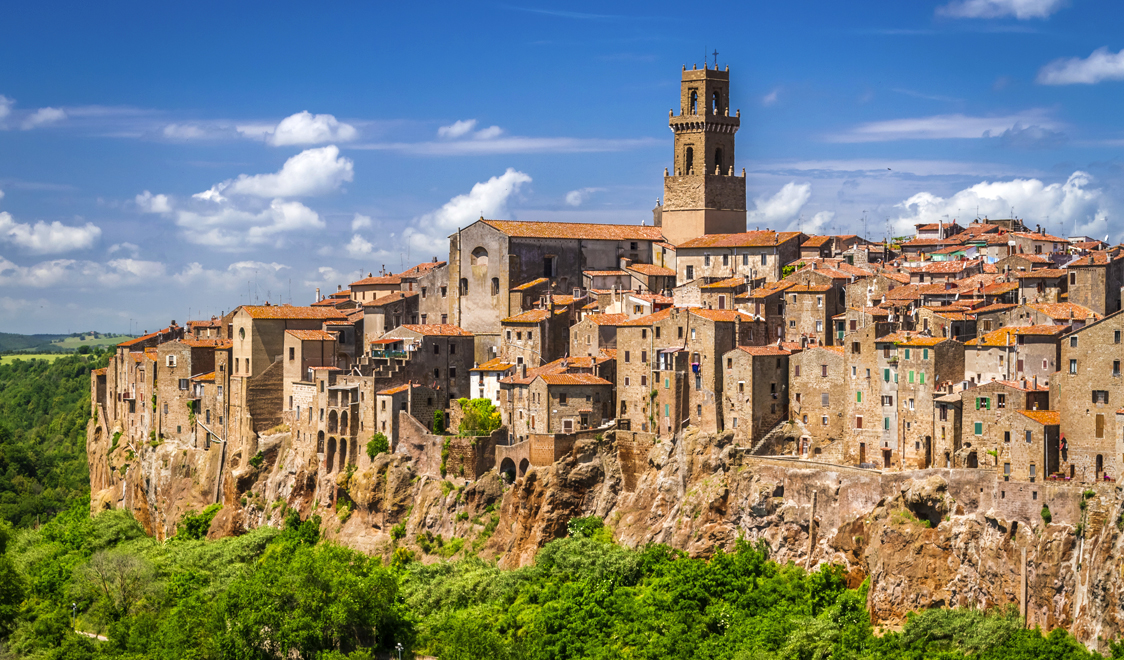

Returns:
656,63,747,245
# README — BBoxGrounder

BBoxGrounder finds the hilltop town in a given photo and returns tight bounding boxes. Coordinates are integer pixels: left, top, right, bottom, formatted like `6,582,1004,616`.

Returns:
85,64,1124,637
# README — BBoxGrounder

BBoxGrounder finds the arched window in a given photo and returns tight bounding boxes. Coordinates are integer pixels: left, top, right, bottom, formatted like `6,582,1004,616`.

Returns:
689,91,698,114
471,246,489,267
714,148,723,175
328,410,338,433
460,278,468,295
685,147,694,175
712,90,721,115
491,277,500,296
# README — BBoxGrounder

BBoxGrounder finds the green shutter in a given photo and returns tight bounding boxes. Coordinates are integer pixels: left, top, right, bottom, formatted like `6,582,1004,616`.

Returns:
920,372,925,385
856,391,862,403
884,417,890,430
923,348,929,360
894,372,898,383
975,397,980,410
884,369,890,382
664,404,669,417
905,349,911,360
974,422,982,435
909,371,914,383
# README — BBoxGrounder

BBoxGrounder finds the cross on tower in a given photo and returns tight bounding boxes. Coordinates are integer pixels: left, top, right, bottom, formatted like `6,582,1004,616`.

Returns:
712,49,719,67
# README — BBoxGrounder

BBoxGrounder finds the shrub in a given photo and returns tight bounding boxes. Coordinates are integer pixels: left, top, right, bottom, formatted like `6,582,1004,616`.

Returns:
366,433,389,460
567,515,612,541
248,451,265,469
176,504,222,540
1041,505,1052,525
456,398,501,436
391,523,406,540
440,437,451,477
433,409,446,434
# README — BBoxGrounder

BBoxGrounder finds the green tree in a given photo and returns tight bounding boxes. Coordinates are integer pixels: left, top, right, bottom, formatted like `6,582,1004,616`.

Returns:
456,398,501,436
366,433,390,460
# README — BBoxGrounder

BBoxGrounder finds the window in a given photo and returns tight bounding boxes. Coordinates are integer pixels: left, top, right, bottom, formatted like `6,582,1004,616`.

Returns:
722,254,729,266
685,265,694,280
1004,463,1011,476
491,278,500,295
450,343,456,355
641,375,647,387
742,253,749,266
856,391,862,403
1096,414,1105,438
795,366,801,377
909,371,914,383
815,321,823,332
761,254,767,266
624,351,630,363
822,416,829,426
883,417,890,430
166,355,177,367
883,368,890,382
624,377,630,386
1116,361,1121,377
738,381,745,393
559,393,567,404
1070,336,1078,348
923,348,929,360
704,254,711,266
695,375,702,390
851,366,857,377
449,367,456,378
821,393,829,406
1026,430,1033,443
997,394,1006,408
855,415,863,429
655,327,661,339
904,348,911,360
852,342,861,354
817,296,823,308
1070,359,1078,374
1093,390,1109,405
460,278,468,295
1117,330,1122,344
697,404,702,417
821,364,828,377
1004,431,1010,443
441,286,447,298
974,421,983,435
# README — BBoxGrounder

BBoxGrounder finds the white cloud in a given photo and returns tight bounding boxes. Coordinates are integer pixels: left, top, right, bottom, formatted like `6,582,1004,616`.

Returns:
893,171,1111,239
437,118,504,141
748,182,811,227
353,135,657,155
0,189,4,201
175,198,325,250
107,242,140,257
163,123,211,140
178,260,291,291
403,168,532,254
0,96,12,125
0,209,101,254
351,213,372,231
21,107,67,130
264,111,358,146
762,89,779,106
564,187,604,206
304,266,363,290
1038,47,1124,85
438,119,477,139
196,146,353,199
345,234,375,258
937,0,1066,19
0,256,165,288
792,210,835,235
828,111,1059,143
135,190,172,213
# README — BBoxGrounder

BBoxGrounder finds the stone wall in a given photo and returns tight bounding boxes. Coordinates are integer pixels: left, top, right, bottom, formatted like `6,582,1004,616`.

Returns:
246,359,284,434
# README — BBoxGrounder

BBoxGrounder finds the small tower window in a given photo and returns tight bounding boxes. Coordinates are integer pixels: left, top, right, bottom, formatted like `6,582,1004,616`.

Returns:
685,147,694,175
491,277,500,296
712,90,721,115
471,246,489,267
690,90,698,114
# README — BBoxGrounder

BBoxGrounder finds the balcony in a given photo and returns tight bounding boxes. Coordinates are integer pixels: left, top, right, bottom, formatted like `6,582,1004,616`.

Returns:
371,349,408,359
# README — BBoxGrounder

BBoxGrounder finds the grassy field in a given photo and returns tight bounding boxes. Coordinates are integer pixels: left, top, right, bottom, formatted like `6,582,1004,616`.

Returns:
48,334,132,350
0,353,70,365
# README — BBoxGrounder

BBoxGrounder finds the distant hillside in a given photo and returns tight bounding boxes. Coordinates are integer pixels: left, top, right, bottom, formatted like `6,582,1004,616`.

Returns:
0,331,133,353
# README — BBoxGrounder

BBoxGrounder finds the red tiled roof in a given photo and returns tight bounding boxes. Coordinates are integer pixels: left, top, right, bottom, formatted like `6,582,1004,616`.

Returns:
689,308,754,323
1068,250,1124,267
361,291,418,307
511,277,549,291
192,371,216,382
241,304,347,320
1015,268,1067,279
631,292,674,304
285,329,336,341
502,309,552,324
118,330,159,347
584,313,630,326
677,230,803,249
972,303,1018,314
735,345,792,356
897,336,946,347
802,235,831,247
182,338,233,349
537,373,613,386
377,383,422,396
482,219,665,241
399,324,473,336
1018,410,1060,426
1026,302,1101,321
350,275,402,287
700,277,745,289
626,263,676,277
787,284,834,293
620,307,674,326
399,261,446,276
1011,231,1067,243
471,358,515,372
997,379,1049,392
966,325,1064,346
584,270,629,277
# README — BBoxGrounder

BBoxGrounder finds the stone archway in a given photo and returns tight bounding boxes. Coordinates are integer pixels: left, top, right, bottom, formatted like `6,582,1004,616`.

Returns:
317,431,325,454
340,411,349,436
500,457,516,482
327,437,336,472
339,437,347,469
518,458,530,477
328,410,338,434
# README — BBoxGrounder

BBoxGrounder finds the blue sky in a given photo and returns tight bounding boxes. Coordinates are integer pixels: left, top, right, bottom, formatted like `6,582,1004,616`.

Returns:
2,0,1123,333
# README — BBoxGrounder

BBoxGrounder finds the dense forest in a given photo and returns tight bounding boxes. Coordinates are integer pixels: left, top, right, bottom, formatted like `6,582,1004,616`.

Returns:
0,349,1119,659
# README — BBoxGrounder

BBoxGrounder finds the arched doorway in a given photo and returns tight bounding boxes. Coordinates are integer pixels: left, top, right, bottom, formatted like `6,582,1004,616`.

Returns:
1096,454,1104,480
326,437,336,472
317,431,325,454
967,451,978,469
518,458,530,477
500,457,516,482
339,438,347,469
339,411,349,436
328,410,338,434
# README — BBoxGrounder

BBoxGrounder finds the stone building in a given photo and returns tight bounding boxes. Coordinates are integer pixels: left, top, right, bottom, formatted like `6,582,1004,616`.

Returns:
229,305,346,379
1066,249,1124,316
448,218,664,334
349,274,403,303
469,358,516,407
722,345,790,446
526,373,613,434
361,291,419,348
657,64,747,245
569,313,629,358
675,231,804,286
739,280,791,343
964,325,1063,386
895,336,965,470
500,308,569,368
282,329,337,420
957,380,1053,479
1053,311,1124,482
379,324,474,401
788,345,846,458
155,339,229,446
1015,268,1067,305
783,284,839,346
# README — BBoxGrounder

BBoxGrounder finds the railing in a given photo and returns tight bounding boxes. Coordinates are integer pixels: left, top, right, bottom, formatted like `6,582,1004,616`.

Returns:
371,350,408,359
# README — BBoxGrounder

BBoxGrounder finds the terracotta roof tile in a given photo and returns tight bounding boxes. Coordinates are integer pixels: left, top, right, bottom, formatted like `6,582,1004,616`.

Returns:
1027,302,1101,321
735,345,792,356
285,329,337,341
511,277,549,291
802,235,831,247
584,270,630,277
537,373,613,386
482,219,664,241
361,291,418,307
1015,268,1067,279
627,263,676,277
502,309,552,324
699,277,745,289
192,371,216,382
689,308,754,323
471,358,515,372
677,230,804,249
399,261,446,276
1018,410,1060,425
377,383,422,395
585,313,630,326
965,325,1065,346
241,304,348,320
620,307,674,326
787,284,834,293
399,324,473,336
897,336,946,347
350,275,402,287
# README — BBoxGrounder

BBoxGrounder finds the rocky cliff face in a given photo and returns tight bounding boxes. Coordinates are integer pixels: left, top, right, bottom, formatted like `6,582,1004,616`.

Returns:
88,420,1124,651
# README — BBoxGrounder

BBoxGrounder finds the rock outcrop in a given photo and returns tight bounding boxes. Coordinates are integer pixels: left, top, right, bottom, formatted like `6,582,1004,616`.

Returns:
88,419,1124,651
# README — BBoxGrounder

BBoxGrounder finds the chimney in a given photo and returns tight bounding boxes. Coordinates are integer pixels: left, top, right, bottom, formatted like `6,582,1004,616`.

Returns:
315,287,321,302
337,284,342,292
521,364,527,378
